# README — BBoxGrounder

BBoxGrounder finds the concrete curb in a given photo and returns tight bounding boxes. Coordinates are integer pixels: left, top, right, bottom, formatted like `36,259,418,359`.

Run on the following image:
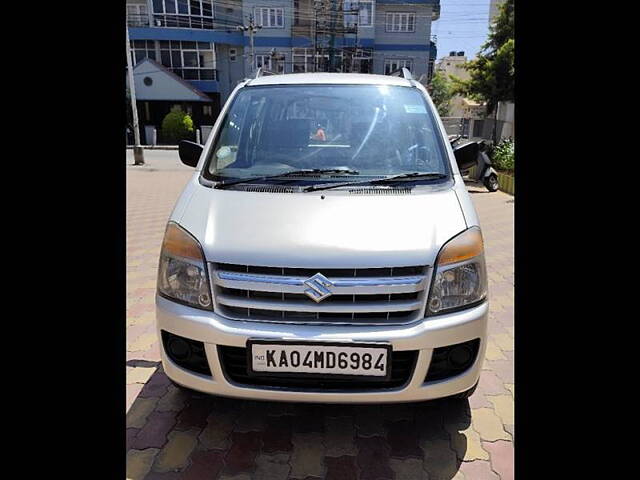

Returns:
126,145,178,150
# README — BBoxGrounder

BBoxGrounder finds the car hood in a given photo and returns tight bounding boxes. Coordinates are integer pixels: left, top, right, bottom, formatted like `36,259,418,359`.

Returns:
175,182,467,268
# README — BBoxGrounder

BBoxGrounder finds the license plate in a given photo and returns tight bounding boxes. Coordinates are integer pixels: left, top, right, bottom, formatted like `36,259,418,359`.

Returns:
247,340,391,378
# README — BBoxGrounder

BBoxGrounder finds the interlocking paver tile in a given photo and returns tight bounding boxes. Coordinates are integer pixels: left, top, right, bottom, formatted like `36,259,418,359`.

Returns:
126,397,158,429
387,419,422,458
488,394,514,425
127,366,156,385
389,457,428,480
324,416,356,457
126,448,159,480
127,428,139,451
175,396,214,430
127,384,144,412
262,415,293,454
254,453,291,480
356,436,393,480
420,437,460,480
325,455,358,480
198,410,239,451
131,410,177,449
235,401,268,433
128,332,158,352
139,372,172,399
491,333,514,352
180,449,225,480
448,424,489,462
223,431,262,476
458,459,499,479
483,440,514,480
153,429,199,473
484,340,507,361
471,408,510,442
485,359,514,383
354,405,385,437
290,432,325,478
477,369,510,396
156,384,189,412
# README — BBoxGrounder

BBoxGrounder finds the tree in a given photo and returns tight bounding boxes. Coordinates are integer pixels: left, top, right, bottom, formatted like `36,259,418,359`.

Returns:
452,0,514,142
428,71,455,117
161,106,194,144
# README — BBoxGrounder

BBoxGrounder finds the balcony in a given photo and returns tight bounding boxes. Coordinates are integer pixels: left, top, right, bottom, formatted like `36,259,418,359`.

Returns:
127,13,150,27
170,68,217,81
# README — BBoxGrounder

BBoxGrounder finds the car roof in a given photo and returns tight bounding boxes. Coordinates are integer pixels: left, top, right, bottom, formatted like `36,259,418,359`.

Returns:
246,72,414,88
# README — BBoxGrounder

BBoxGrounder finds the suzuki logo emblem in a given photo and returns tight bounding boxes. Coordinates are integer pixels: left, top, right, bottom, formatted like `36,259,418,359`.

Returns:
303,273,334,303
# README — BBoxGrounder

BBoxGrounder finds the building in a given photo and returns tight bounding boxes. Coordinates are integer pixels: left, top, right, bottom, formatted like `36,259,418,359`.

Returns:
126,0,441,143
435,51,485,119
435,51,469,81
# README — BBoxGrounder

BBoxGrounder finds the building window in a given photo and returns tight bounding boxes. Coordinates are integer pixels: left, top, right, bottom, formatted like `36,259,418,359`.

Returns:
159,40,216,80
344,0,374,28
131,40,157,64
255,7,284,28
229,48,237,62
255,53,285,73
255,54,272,71
203,105,213,116
152,0,214,29
385,12,416,33
384,58,413,75
127,4,150,26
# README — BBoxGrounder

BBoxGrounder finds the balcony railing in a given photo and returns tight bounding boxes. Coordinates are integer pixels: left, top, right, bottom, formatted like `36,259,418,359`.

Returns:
127,14,150,27
170,68,218,81
152,14,215,29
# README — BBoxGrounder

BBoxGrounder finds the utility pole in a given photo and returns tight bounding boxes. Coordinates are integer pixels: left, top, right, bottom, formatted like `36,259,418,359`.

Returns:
126,25,144,165
328,0,338,72
237,16,262,75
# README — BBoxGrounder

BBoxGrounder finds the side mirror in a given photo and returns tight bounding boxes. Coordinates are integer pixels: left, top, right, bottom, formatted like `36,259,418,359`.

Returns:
178,140,203,167
452,141,480,171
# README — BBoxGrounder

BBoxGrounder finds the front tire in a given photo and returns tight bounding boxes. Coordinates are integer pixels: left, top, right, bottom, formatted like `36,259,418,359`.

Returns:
484,174,499,192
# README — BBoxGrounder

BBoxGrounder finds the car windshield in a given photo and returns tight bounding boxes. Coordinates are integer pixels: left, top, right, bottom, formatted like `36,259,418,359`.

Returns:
203,84,449,183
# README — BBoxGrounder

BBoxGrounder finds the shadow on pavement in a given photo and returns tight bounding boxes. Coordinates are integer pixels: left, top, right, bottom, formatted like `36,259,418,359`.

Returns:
127,366,470,479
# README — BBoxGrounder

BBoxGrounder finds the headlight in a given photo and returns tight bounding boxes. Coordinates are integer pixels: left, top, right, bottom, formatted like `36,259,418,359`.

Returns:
427,227,487,314
157,222,213,310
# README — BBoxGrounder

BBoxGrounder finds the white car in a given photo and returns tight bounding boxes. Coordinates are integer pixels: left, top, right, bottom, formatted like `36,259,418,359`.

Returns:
156,70,488,403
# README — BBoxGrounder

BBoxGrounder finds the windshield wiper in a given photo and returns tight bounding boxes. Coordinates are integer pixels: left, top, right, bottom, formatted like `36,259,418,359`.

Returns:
213,168,359,189
303,172,447,192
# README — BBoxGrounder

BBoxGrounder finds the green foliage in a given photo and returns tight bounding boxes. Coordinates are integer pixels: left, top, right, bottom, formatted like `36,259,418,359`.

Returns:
491,138,514,172
451,0,514,114
161,106,195,143
429,71,454,117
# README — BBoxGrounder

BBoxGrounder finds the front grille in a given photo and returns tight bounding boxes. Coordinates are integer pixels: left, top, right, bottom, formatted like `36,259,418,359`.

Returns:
219,346,418,391
211,263,430,325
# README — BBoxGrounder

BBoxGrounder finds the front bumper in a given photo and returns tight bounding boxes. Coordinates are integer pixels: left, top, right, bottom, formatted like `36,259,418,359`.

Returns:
155,295,488,403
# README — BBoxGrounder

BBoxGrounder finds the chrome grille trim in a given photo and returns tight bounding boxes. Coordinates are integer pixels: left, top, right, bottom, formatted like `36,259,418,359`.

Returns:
210,263,431,325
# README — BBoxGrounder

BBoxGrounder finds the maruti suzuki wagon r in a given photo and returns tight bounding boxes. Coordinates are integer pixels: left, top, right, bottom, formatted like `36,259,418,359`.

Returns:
155,70,488,403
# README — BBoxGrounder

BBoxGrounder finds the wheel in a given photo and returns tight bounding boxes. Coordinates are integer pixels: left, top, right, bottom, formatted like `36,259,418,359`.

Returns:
484,174,499,192
449,381,478,399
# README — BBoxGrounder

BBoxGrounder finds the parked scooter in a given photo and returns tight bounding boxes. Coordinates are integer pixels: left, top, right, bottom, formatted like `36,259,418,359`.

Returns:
449,135,500,192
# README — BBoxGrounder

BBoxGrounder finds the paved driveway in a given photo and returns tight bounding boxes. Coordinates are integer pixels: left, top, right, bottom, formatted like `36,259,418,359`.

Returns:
126,151,514,480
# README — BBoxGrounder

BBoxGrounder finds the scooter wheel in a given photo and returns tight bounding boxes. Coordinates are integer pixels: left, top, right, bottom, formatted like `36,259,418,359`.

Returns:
484,174,499,192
